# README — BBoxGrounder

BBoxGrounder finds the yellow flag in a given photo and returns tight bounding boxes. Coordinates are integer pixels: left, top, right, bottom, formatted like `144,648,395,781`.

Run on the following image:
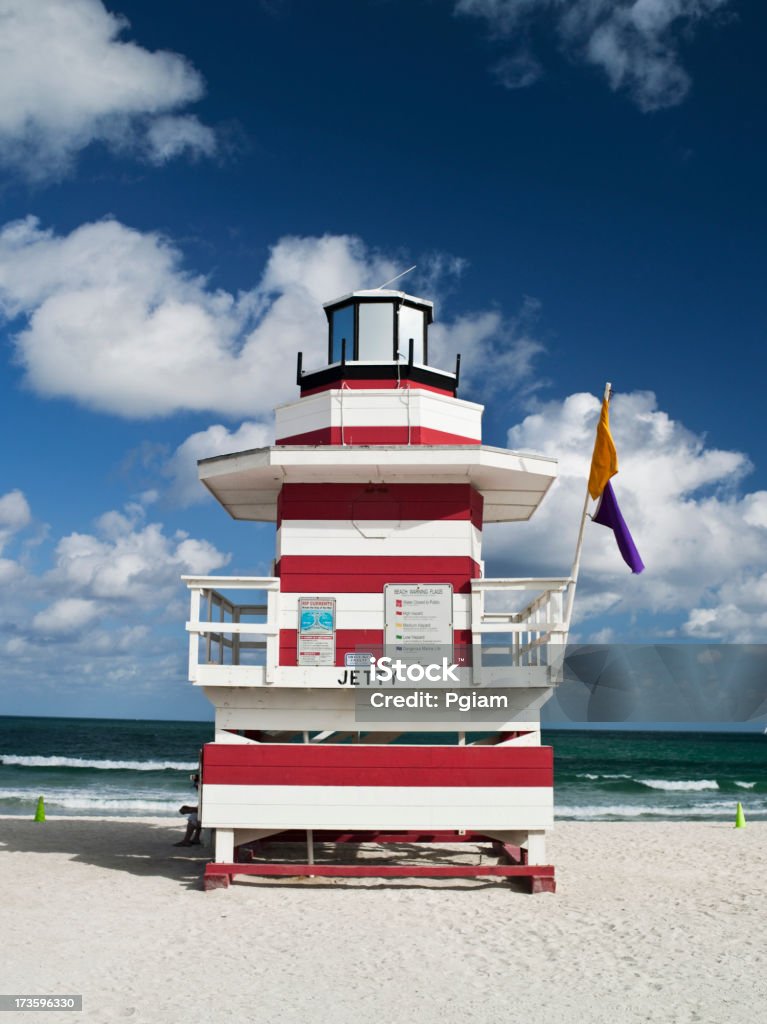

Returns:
588,396,618,499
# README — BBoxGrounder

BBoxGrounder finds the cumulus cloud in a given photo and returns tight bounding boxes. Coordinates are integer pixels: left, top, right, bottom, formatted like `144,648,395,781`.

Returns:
430,295,545,399
0,0,215,179
32,597,100,636
144,114,217,164
0,216,506,419
489,389,767,641
0,491,232,694
456,0,734,111
0,489,31,552
48,502,229,604
164,422,273,505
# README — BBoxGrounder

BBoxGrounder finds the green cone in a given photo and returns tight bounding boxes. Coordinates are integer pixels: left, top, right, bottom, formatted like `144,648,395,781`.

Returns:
735,802,746,829
34,796,45,822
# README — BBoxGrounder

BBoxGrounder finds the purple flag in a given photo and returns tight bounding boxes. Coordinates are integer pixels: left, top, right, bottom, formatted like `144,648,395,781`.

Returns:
592,481,645,574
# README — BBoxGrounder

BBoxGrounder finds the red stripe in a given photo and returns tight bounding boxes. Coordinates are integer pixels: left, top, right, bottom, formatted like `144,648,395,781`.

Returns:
277,483,483,528
278,628,473,666
205,864,554,880
275,426,479,446
255,830,504,844
276,556,481,594
203,744,552,769
203,766,552,787
300,380,454,397
202,746,553,786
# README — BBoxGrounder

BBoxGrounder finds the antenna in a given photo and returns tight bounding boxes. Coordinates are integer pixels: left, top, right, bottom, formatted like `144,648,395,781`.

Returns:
375,265,417,291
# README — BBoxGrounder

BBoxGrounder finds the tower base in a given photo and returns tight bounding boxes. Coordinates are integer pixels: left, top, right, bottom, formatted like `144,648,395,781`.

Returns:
202,829,555,894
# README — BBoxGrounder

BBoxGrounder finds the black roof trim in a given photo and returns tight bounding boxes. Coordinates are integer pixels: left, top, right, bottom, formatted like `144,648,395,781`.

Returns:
323,294,434,324
299,362,458,394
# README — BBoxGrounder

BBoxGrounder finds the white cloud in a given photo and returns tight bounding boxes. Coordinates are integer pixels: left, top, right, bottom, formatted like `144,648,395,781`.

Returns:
0,558,24,585
165,422,273,505
683,571,767,642
430,297,545,399
0,0,215,179
0,217,507,419
456,0,733,111
489,389,767,641
0,488,31,552
33,597,100,636
49,503,229,603
0,492,232,695
144,114,217,164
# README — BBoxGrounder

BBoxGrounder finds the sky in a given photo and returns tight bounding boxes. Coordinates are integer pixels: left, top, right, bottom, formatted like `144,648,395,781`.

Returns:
0,0,765,721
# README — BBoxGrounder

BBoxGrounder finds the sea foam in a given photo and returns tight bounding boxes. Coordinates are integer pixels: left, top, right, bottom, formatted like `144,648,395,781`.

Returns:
637,779,719,791
0,788,179,813
0,754,198,771
556,800,745,819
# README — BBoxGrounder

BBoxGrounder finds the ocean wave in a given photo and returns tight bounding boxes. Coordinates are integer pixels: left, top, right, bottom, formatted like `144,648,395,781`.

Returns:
574,772,632,781
735,781,756,789
637,779,719,792
0,755,198,772
555,801,757,820
0,788,179,813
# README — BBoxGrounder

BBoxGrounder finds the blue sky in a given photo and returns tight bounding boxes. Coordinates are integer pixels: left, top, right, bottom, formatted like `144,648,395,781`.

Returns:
1,0,765,721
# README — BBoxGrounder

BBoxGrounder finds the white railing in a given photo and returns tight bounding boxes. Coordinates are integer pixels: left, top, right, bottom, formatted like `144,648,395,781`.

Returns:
184,575,573,689
470,577,573,686
183,576,280,686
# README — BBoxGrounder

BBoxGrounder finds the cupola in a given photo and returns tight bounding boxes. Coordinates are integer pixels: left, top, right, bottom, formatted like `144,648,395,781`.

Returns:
296,289,460,395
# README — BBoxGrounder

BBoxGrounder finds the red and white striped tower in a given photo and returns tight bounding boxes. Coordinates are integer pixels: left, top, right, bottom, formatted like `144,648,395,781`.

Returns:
185,288,571,891
276,291,480,668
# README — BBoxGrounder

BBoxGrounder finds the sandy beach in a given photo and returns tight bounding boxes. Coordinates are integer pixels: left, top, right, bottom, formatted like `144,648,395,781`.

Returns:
1,818,764,1024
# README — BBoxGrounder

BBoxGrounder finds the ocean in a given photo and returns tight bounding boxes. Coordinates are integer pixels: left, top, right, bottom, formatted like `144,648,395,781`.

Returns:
0,716,765,822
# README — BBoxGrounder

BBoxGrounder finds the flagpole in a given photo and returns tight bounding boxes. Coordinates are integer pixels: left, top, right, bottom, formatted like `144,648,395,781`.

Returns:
563,381,612,631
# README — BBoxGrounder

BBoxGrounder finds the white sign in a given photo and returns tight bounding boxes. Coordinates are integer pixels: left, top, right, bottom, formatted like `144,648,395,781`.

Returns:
297,597,336,666
345,652,374,668
384,583,453,660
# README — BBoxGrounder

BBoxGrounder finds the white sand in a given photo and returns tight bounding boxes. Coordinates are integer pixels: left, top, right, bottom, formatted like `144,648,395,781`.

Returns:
2,817,765,1024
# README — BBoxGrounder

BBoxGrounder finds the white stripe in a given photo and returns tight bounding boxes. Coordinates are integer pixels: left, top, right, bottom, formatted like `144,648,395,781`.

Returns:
275,390,482,441
201,784,553,831
215,706,543,733
277,520,482,560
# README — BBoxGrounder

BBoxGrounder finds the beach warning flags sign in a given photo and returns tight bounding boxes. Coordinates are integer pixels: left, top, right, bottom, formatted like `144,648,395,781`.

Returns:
34,796,46,822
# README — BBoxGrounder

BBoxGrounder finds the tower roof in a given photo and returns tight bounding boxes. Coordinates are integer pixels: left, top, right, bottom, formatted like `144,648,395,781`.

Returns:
198,444,557,523
323,289,434,320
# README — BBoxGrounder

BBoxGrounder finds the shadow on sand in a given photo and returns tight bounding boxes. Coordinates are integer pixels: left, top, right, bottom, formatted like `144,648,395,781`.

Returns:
0,820,533,893
0,818,208,890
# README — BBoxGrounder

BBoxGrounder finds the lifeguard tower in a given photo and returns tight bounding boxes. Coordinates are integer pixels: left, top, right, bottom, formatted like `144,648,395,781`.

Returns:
183,288,573,891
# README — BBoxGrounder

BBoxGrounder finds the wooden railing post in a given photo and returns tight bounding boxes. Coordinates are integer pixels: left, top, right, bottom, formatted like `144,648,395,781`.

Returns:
205,590,213,665
470,581,483,686
218,596,225,665
233,606,241,666
188,587,202,682
266,584,279,682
